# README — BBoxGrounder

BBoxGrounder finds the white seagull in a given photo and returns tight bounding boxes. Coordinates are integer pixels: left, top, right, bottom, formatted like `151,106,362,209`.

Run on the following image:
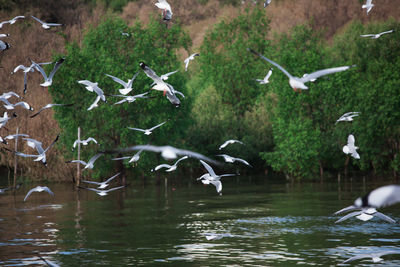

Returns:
0,112,17,128
23,186,54,202
78,80,106,103
16,135,60,166
343,134,360,159
12,61,52,93
139,62,173,95
30,58,65,87
66,153,103,170
264,0,271,8
128,121,166,135
82,173,121,189
256,68,272,84
184,53,200,71
112,92,150,105
360,30,394,39
102,145,223,165
155,0,173,21
341,251,400,264
87,96,101,111
112,149,144,163
248,48,355,91
362,0,374,15
79,185,126,196
0,16,24,28
151,156,189,172
334,206,396,224
219,139,244,150
217,154,252,167
0,98,33,111
0,91,21,100
105,72,139,95
335,112,360,124
73,137,98,149
31,15,62,29
30,103,73,118
0,40,10,51
197,160,235,194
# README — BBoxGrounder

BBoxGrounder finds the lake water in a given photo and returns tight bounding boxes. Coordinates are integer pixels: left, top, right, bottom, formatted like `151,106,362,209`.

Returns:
1,177,400,266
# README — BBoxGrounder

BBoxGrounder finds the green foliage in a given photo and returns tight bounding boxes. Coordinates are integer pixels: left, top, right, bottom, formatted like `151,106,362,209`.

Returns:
50,17,191,178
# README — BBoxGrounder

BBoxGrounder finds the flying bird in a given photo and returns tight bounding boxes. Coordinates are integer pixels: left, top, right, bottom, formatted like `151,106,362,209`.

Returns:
360,30,394,39
155,0,173,21
112,149,144,163
30,103,73,118
78,80,106,103
112,92,150,105
0,40,10,52
16,135,60,166
0,112,17,128
362,0,374,15
197,160,235,194
248,48,355,92
217,154,252,167
31,15,62,29
82,173,121,189
128,121,166,135
264,0,272,8
334,207,396,224
23,186,54,202
256,68,272,84
0,16,24,28
73,137,98,148
30,57,65,87
184,53,199,71
219,139,244,150
151,156,189,172
66,153,103,170
78,185,127,196
12,61,52,93
341,250,400,264
343,134,360,159
105,72,139,95
0,98,33,111
335,112,360,124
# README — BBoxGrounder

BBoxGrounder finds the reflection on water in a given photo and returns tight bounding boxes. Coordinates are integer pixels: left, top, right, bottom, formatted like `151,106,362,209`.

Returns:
0,178,400,266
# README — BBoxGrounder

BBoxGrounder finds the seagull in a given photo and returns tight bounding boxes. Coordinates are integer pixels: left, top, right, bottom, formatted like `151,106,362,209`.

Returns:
5,133,29,141
0,40,10,52
66,153,103,170
105,72,139,95
335,112,360,124
151,156,189,172
197,160,235,194
16,135,60,166
362,0,374,15
112,149,144,163
360,30,394,39
112,92,150,105
248,48,356,92
128,121,166,135
101,145,223,166
30,57,65,87
78,80,106,102
82,172,121,189
31,15,62,29
155,0,173,21
0,98,33,111
87,96,101,111
264,0,271,8
0,16,24,28
219,139,244,150
343,134,360,159
0,112,17,128
217,154,252,167
341,250,400,264
23,186,54,202
78,185,127,196
12,61,52,93
150,70,179,86
334,207,396,224
30,103,73,118
184,53,199,71
73,137,98,149
0,91,21,100
204,233,232,241
256,68,272,84
0,33,9,38
139,62,173,95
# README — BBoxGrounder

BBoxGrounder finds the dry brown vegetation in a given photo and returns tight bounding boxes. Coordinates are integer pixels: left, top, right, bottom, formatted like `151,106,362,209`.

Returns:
0,0,400,181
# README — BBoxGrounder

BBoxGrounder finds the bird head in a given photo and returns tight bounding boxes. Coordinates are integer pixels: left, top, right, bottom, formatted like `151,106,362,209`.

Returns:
139,62,146,69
